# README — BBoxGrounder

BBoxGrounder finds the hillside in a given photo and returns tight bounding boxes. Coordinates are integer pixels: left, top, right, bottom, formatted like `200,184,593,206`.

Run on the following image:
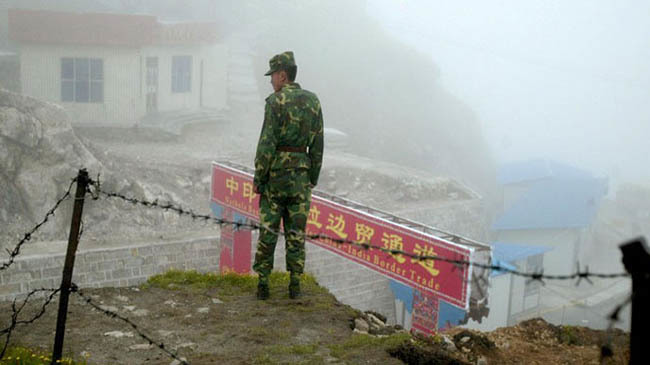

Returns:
1,271,629,364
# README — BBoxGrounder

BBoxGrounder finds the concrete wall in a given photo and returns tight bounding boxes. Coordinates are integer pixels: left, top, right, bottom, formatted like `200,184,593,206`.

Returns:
0,236,219,302
19,44,143,125
141,44,228,112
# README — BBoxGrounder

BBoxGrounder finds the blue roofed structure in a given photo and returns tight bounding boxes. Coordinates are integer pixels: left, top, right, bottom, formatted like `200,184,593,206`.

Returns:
492,177,608,230
497,159,595,185
493,160,608,230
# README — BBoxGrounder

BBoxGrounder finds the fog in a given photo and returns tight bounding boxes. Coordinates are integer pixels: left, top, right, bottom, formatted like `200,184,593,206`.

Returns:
2,0,647,333
7,0,648,186
370,0,650,185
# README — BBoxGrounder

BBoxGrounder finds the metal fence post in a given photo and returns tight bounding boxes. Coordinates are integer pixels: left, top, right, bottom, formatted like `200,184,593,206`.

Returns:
51,169,89,364
619,237,650,365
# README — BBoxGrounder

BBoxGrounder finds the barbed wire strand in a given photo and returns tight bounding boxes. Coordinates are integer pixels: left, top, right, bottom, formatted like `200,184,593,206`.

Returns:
71,284,188,365
88,181,630,284
1,178,76,272
0,288,61,358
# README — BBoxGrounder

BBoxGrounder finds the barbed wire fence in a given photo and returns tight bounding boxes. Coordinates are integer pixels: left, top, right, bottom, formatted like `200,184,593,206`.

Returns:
1,178,76,272
88,176,630,283
0,169,644,364
0,288,60,359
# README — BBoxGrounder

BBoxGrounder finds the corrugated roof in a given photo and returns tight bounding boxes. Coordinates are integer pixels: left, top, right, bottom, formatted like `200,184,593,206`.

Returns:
498,159,594,185
8,9,217,46
492,177,607,230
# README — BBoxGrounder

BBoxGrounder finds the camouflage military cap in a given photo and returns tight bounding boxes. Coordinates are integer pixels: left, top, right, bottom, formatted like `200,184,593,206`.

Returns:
264,51,296,76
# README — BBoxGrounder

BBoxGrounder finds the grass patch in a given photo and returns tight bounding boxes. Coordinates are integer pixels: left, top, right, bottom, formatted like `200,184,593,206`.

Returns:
328,332,411,360
558,325,580,345
253,344,325,365
268,343,319,356
245,325,290,342
144,270,328,297
0,346,87,365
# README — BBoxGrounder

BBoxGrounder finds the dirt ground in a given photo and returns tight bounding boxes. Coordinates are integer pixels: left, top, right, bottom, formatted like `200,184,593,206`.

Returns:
2,273,407,365
1,274,630,365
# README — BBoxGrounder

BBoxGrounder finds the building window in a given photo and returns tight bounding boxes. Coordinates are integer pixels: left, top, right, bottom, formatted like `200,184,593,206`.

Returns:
61,58,103,103
171,55,192,93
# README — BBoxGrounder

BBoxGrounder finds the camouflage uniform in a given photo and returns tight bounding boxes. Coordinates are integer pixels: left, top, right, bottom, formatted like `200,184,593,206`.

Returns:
253,51,324,294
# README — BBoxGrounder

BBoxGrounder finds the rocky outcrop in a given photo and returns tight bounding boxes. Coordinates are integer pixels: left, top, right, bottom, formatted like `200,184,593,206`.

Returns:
1,88,212,248
1,89,103,240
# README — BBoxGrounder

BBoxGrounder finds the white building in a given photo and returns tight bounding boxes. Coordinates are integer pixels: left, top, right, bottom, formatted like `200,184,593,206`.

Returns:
8,8,228,126
492,160,608,276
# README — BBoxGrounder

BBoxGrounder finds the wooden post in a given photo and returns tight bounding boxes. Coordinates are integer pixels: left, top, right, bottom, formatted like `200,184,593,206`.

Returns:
619,237,650,365
52,169,89,364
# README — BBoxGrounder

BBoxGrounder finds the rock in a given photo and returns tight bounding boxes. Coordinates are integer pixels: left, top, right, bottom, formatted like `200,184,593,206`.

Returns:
0,89,102,239
197,307,210,313
354,318,370,333
461,346,471,353
99,305,119,313
184,314,192,318
158,330,173,338
476,356,488,365
115,295,129,302
123,305,136,312
211,298,223,304
104,331,134,338
365,311,387,323
177,342,197,350
164,300,177,308
460,336,471,344
169,357,188,365
132,309,149,317
366,313,385,327
353,328,368,335
129,344,152,350
441,335,458,352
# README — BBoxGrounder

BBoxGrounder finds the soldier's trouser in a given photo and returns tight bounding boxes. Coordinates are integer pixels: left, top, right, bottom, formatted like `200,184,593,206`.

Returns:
253,190,312,279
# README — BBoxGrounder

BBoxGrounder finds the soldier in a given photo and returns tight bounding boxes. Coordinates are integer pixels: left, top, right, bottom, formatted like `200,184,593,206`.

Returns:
253,51,324,300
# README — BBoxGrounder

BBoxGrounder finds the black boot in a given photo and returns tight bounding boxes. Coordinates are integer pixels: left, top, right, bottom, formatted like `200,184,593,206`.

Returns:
289,273,301,299
257,279,269,300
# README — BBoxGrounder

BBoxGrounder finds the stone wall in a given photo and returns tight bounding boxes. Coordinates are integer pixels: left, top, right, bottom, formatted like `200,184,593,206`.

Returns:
2,233,397,325
0,236,219,302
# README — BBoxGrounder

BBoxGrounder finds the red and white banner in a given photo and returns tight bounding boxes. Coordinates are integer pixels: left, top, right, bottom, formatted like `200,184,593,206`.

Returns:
211,162,473,309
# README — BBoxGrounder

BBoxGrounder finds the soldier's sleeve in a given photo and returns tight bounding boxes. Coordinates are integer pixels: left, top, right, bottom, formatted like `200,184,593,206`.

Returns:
308,100,324,187
254,99,279,189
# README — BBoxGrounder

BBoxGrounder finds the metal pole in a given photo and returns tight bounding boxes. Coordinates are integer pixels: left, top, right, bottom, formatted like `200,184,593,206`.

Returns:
52,169,89,364
619,237,650,365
